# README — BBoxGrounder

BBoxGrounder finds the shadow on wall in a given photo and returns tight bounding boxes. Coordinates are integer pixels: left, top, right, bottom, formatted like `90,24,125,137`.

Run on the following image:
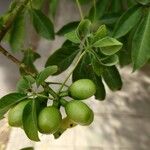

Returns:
0,54,19,90
85,68,150,149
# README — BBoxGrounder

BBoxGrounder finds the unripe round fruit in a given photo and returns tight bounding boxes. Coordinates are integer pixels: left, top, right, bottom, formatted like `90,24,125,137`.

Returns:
8,100,30,127
69,79,96,100
38,106,62,134
65,100,94,126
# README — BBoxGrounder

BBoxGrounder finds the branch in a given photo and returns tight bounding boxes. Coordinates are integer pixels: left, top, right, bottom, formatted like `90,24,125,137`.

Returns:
0,0,30,66
0,0,30,41
0,0,59,99
0,45,21,66
0,44,59,99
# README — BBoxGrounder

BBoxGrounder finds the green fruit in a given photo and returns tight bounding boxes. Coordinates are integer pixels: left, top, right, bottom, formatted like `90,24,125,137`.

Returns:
65,100,94,126
69,79,96,100
38,106,62,134
8,100,30,127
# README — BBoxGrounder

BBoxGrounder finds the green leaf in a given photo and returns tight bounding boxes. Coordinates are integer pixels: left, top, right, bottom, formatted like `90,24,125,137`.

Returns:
31,9,54,39
88,0,109,21
113,5,142,38
45,42,79,74
32,0,44,9
0,93,27,119
0,112,5,119
100,13,121,25
16,75,35,93
92,58,104,76
23,100,40,141
73,54,106,100
77,19,91,39
102,66,122,91
136,0,150,5
101,54,119,66
64,30,80,43
119,48,131,67
36,66,58,86
22,49,40,64
49,0,59,17
118,36,132,67
132,9,150,70
72,54,91,80
57,21,79,36
8,1,18,12
0,17,4,30
78,0,91,4
20,49,40,75
92,25,107,43
127,0,137,6
93,76,106,100
111,0,122,13
93,37,123,55
35,95,47,115
9,14,25,52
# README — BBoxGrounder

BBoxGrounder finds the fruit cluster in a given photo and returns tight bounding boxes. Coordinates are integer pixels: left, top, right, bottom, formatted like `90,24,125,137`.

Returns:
8,79,96,139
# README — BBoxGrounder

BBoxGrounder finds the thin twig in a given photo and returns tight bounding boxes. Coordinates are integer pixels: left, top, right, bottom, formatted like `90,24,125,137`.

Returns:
47,82,69,87
75,0,84,20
